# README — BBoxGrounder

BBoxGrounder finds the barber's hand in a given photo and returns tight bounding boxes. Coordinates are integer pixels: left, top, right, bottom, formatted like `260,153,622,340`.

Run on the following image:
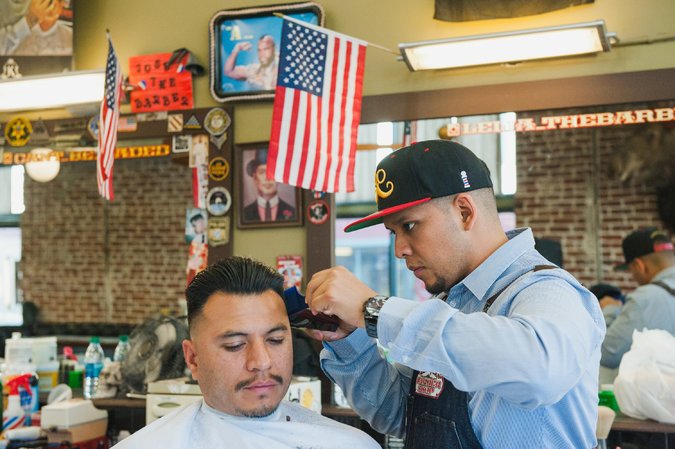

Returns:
306,266,378,330
305,321,356,342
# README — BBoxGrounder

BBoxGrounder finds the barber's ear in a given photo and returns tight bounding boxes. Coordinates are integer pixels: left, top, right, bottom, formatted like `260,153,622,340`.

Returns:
454,194,477,230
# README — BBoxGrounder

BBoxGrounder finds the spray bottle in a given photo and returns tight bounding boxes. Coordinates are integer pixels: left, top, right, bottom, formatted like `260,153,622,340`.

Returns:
2,374,32,432
19,374,39,426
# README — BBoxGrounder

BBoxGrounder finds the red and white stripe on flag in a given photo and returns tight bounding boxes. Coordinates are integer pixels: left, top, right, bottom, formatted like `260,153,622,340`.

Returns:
97,33,122,201
268,18,367,193
402,120,418,147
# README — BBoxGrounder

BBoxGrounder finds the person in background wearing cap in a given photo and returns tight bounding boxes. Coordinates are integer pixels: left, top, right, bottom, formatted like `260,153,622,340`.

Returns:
304,140,605,449
601,227,675,369
589,283,625,326
243,149,296,223
114,256,379,449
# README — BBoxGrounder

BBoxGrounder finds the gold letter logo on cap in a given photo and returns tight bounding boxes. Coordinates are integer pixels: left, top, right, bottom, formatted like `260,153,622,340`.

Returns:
375,169,394,199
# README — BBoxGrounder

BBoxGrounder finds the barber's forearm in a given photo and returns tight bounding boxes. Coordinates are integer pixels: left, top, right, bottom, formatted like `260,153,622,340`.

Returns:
321,329,410,437
382,284,601,407
601,321,630,368
601,303,640,368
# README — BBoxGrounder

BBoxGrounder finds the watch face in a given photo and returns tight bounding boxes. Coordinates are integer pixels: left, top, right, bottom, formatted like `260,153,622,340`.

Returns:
366,295,388,316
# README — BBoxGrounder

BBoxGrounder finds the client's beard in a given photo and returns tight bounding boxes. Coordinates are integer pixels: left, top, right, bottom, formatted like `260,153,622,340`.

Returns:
237,404,278,418
234,374,286,418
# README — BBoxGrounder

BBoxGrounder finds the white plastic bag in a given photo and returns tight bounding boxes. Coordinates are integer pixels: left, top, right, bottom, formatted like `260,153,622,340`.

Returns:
614,329,675,424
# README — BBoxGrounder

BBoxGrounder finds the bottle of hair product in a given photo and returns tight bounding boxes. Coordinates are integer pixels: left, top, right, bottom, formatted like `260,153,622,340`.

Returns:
2,374,32,432
19,374,39,426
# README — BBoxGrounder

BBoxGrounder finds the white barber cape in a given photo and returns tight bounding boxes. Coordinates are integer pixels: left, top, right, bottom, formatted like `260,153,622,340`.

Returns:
113,399,380,449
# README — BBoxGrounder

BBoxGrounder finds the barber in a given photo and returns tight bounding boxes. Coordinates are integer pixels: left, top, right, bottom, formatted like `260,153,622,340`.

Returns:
305,140,605,449
601,227,675,369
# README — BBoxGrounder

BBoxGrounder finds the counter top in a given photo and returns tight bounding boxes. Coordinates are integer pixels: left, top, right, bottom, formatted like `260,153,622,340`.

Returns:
612,413,675,434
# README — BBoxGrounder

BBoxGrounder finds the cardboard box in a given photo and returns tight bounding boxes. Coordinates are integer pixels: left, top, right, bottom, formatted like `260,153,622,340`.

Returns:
284,377,321,413
41,398,108,428
46,418,108,444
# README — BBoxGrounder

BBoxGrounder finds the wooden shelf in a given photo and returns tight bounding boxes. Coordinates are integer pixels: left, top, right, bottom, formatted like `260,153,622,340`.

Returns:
92,397,146,409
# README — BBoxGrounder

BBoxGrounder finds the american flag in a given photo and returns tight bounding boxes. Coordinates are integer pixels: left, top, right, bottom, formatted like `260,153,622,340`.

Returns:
97,33,122,200
402,120,418,147
268,18,367,193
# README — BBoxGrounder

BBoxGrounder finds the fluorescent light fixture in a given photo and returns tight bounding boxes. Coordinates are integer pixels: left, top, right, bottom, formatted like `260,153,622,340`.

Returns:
0,70,105,112
399,20,611,71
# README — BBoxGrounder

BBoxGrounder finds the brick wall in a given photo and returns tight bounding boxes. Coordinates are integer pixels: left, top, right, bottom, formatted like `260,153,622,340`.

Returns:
20,102,671,324
516,102,670,294
21,156,192,324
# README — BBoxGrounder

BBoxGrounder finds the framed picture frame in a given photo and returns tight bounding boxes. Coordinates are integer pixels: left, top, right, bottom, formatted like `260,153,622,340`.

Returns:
237,142,303,229
0,0,74,76
209,2,324,103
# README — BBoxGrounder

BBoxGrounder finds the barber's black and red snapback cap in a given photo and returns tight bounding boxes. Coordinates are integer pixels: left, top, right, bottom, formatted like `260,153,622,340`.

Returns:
344,140,493,233
615,227,674,270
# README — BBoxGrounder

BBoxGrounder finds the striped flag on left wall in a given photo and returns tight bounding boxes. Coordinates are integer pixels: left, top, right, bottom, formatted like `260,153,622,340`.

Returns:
97,32,122,201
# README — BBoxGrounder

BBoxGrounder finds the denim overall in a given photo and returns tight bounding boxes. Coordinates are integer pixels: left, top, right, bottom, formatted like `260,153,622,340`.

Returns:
404,372,483,449
403,265,556,449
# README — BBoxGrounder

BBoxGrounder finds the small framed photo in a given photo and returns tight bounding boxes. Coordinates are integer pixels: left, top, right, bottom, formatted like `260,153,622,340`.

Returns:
185,207,208,244
172,134,192,153
237,142,302,229
209,2,324,103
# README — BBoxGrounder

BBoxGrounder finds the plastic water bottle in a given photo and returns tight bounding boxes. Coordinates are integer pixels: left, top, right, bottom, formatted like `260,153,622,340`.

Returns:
83,337,104,399
113,335,130,362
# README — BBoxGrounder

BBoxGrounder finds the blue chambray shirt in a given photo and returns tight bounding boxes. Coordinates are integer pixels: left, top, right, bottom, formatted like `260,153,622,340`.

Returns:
321,228,605,449
601,265,675,368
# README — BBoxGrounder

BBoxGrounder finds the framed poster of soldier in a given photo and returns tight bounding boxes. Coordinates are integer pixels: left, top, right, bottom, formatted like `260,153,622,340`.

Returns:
208,2,324,103
237,143,302,229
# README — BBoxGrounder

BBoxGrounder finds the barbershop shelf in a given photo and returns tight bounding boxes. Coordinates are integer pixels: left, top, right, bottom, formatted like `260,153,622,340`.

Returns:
92,397,146,409
321,405,359,418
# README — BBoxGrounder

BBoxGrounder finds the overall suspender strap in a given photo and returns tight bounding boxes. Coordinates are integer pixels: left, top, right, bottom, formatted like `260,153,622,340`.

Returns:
405,264,557,449
482,265,558,313
651,280,675,296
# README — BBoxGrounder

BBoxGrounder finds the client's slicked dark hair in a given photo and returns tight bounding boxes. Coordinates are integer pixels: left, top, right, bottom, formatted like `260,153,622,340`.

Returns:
185,256,284,330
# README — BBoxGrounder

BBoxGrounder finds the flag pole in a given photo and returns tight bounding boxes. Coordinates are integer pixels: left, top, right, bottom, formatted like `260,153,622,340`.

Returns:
273,12,400,56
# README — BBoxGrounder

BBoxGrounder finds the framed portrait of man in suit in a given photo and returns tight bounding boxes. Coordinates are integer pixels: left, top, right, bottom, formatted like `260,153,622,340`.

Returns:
237,142,302,229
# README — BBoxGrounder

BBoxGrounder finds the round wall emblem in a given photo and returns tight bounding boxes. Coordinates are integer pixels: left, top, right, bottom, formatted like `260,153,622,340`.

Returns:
5,117,32,147
204,108,231,136
206,187,232,217
87,115,100,141
208,157,230,181
307,200,330,225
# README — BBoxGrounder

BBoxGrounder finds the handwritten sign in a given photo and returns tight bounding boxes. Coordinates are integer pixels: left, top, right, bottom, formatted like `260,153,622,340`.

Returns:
129,53,193,113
